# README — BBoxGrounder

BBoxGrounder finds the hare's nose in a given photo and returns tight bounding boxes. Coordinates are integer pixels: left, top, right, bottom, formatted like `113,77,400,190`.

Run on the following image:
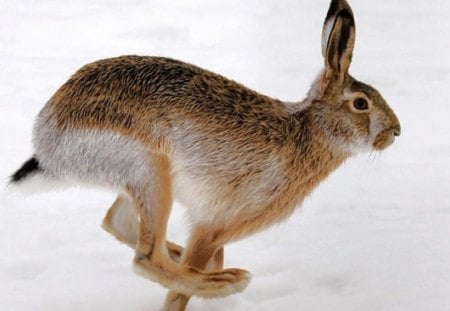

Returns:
393,124,401,137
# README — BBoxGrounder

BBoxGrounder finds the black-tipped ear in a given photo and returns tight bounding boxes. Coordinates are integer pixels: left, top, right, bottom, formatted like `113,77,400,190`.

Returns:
322,0,356,83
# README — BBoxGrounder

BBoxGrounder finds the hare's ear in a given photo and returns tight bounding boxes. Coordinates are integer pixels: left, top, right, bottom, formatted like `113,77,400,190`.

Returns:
322,0,355,83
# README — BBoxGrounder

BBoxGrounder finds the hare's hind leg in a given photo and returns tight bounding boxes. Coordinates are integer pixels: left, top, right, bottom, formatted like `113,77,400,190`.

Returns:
102,195,183,261
129,154,181,276
131,156,249,297
164,247,224,311
102,195,137,248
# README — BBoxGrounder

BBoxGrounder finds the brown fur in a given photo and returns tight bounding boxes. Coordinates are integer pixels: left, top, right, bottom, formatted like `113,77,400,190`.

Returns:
46,56,289,149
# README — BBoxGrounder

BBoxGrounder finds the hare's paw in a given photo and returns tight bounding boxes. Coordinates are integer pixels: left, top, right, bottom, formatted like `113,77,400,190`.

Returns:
133,255,251,298
194,268,252,298
133,255,180,287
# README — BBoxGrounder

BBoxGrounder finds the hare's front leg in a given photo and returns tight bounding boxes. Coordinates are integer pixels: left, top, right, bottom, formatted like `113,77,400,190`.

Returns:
102,195,183,262
158,225,250,303
164,247,224,311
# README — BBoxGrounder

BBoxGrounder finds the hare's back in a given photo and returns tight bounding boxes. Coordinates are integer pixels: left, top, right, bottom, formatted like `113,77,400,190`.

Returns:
46,56,287,135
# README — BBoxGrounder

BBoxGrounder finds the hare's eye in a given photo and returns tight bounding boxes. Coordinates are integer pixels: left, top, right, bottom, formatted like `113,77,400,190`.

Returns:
353,98,369,111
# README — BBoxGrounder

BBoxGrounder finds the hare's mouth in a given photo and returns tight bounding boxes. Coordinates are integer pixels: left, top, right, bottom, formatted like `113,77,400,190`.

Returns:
372,130,396,150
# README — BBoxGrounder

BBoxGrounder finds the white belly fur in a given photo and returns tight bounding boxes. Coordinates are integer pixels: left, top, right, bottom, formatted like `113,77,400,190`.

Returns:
171,151,285,225
32,114,285,225
33,116,154,191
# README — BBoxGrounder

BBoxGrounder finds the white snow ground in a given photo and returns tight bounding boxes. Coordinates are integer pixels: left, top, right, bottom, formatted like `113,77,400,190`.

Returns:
1,0,449,310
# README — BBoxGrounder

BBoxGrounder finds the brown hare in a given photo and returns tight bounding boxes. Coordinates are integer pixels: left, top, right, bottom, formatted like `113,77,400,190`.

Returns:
10,0,400,310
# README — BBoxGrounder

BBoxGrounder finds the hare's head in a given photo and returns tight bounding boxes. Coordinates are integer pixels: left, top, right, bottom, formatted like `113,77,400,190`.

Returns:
308,0,400,154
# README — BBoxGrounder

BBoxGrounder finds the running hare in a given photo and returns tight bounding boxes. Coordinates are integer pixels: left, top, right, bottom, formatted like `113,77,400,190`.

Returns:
10,0,400,310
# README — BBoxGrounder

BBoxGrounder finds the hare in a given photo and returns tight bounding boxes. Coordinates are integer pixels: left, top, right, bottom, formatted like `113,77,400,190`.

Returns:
10,0,400,310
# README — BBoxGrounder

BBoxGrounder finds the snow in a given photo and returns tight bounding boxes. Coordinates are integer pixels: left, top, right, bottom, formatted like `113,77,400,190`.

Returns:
1,0,449,310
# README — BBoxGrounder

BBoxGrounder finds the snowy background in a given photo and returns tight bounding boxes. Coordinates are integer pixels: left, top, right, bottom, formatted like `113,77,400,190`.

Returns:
1,0,449,310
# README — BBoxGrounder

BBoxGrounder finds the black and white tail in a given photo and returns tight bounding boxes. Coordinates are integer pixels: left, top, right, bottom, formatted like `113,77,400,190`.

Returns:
10,157,42,183
8,157,62,194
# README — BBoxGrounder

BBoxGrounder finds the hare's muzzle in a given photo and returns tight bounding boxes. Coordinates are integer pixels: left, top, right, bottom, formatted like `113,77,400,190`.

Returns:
373,126,400,151
373,107,401,150
393,124,401,137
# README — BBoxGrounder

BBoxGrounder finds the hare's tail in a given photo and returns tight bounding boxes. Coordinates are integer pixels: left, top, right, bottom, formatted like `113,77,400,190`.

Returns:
10,157,41,183
8,156,63,194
